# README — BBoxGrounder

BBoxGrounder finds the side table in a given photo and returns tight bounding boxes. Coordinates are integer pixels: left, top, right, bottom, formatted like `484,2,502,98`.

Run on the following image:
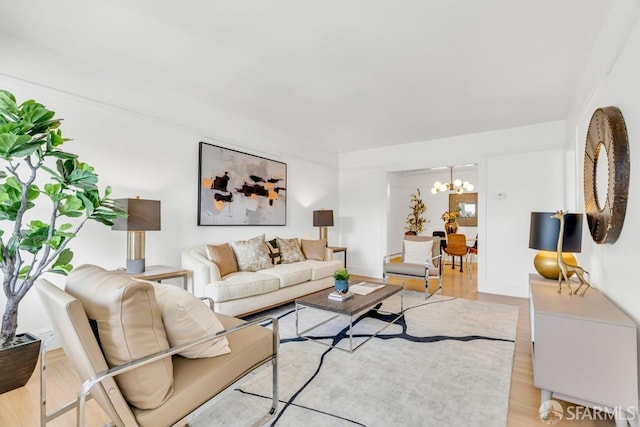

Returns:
329,246,347,268
126,265,192,292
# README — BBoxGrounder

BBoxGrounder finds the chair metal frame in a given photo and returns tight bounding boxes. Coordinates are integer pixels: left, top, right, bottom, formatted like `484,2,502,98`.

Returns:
39,294,279,427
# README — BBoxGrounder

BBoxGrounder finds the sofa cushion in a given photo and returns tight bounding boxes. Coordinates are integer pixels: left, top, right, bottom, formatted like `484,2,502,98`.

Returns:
276,237,305,264
65,264,173,410
210,272,280,302
259,263,312,288
229,235,272,272
265,239,282,265
301,239,326,261
131,314,274,427
153,284,230,359
206,243,238,277
298,259,343,281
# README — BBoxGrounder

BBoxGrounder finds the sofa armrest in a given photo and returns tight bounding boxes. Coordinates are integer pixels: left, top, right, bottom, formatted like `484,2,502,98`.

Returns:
324,247,334,261
181,246,222,296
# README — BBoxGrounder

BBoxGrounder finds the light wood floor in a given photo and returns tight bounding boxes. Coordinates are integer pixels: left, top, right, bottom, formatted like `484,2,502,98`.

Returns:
0,264,615,426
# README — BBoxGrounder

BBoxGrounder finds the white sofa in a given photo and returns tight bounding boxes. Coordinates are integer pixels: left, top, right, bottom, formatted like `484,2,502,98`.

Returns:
181,244,342,317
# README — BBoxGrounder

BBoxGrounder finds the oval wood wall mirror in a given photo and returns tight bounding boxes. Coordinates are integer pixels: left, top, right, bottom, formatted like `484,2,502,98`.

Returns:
583,106,630,244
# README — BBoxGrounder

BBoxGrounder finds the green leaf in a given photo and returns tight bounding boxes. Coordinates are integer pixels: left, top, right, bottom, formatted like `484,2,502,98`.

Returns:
19,225,50,253
58,196,83,217
27,184,39,201
0,90,18,115
54,248,73,266
50,248,74,275
58,223,73,231
67,169,98,191
0,134,32,159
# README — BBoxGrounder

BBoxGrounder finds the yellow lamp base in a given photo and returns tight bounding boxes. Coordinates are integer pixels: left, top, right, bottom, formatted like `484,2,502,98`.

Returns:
533,251,576,280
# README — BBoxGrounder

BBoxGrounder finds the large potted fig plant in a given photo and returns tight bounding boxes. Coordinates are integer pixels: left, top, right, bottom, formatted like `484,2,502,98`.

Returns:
0,89,123,394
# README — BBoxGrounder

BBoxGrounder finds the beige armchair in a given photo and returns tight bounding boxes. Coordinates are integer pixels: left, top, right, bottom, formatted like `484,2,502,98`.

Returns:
36,267,278,427
382,235,442,298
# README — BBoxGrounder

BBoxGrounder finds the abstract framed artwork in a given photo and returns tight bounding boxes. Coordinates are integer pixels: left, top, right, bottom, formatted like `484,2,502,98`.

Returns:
198,142,287,225
449,192,478,226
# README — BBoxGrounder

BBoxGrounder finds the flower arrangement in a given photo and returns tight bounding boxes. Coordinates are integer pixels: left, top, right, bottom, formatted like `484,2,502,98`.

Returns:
405,189,427,234
441,210,461,223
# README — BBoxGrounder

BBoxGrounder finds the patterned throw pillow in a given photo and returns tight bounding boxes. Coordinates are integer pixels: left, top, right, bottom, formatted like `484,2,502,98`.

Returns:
265,239,282,265
276,237,306,264
229,235,272,272
301,239,326,261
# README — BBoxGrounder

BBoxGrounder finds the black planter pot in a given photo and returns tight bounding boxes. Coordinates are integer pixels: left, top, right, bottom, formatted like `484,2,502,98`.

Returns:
0,332,41,394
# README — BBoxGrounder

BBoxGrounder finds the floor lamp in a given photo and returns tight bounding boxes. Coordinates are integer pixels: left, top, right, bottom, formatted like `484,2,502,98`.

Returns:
112,198,161,274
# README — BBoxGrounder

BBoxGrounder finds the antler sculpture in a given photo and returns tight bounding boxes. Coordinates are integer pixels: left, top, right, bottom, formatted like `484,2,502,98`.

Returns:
551,210,591,296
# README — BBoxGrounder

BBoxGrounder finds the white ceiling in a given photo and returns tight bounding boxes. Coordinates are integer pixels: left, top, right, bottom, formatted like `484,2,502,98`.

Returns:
0,0,614,155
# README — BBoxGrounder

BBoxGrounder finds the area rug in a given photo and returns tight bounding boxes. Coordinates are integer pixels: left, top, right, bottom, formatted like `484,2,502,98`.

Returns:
192,291,519,427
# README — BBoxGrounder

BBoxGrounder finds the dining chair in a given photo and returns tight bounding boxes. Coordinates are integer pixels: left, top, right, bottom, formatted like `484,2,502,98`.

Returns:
442,233,468,272
466,234,478,278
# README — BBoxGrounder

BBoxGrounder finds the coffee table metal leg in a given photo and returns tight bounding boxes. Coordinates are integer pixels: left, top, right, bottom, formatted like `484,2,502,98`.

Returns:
295,302,299,336
349,316,354,352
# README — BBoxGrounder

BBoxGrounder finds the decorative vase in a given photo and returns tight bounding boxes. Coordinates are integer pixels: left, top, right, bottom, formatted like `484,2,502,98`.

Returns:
0,332,41,394
445,221,458,234
334,279,349,293
404,231,417,236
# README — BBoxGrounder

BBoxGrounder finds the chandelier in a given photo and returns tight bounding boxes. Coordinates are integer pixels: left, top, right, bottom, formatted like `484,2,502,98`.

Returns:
431,167,475,194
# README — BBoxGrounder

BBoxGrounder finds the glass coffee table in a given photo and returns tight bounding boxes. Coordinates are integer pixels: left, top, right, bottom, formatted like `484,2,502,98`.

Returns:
295,283,403,353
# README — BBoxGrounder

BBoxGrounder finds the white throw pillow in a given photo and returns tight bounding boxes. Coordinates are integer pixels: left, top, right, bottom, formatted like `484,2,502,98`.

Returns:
154,284,231,359
403,239,434,267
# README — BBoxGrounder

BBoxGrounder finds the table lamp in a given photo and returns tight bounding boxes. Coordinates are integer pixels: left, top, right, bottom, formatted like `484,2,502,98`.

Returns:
112,198,161,273
313,210,333,244
528,212,582,279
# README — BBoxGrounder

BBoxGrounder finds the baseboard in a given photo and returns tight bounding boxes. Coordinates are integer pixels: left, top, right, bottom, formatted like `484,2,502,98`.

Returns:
479,283,529,298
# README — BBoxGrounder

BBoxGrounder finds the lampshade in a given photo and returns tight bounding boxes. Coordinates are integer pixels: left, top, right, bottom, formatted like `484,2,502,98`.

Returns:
112,199,161,231
529,212,582,280
112,198,161,274
529,212,582,253
313,210,334,227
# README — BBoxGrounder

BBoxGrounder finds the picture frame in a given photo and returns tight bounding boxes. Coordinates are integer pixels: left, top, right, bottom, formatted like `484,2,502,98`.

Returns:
449,193,478,226
198,142,287,225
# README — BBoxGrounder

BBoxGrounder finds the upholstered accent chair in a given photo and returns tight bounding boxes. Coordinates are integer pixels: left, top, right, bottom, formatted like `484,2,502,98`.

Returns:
382,235,442,298
36,265,279,427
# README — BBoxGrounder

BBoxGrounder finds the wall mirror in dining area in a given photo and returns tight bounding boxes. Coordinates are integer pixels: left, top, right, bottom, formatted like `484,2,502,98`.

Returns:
449,192,478,226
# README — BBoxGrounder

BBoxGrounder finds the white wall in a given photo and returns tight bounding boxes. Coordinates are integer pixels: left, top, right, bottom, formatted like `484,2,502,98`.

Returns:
570,9,640,363
340,121,568,297
0,77,339,337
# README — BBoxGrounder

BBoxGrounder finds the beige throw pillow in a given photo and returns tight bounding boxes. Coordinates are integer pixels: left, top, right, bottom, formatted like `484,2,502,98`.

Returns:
276,237,306,264
153,284,231,359
229,235,272,272
65,264,173,410
206,243,238,277
301,239,326,261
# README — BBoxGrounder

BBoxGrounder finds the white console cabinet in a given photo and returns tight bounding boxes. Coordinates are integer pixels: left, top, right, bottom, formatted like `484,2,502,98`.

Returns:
529,274,638,425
